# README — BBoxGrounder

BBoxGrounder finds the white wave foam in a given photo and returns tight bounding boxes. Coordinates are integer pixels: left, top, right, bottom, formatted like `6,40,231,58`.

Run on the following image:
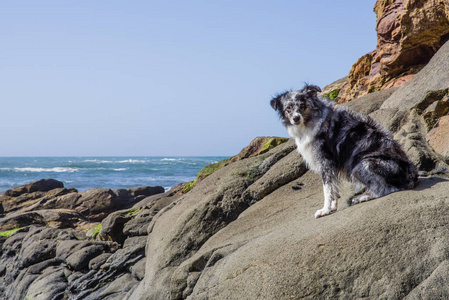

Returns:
83,159,113,163
13,167,79,173
116,159,146,163
113,168,128,171
161,158,185,162
83,159,146,164
161,158,176,161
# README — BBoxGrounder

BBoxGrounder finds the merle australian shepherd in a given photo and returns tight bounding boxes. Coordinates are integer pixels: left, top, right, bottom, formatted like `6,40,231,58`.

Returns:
270,84,418,218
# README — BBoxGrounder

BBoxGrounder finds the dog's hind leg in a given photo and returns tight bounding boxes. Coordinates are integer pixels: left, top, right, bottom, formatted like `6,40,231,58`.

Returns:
353,180,366,196
350,159,399,206
346,177,367,206
350,190,374,205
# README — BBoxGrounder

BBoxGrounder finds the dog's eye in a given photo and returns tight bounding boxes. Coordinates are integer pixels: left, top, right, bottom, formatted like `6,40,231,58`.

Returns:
285,105,293,111
299,103,306,110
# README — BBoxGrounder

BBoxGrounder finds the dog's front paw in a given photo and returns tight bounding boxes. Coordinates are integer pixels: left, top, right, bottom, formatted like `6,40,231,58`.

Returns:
315,208,332,218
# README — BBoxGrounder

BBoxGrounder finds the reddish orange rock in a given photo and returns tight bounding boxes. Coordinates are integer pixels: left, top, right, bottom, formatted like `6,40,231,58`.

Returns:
339,0,449,103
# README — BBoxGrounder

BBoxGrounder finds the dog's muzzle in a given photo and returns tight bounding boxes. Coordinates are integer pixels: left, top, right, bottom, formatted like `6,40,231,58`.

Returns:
292,115,302,125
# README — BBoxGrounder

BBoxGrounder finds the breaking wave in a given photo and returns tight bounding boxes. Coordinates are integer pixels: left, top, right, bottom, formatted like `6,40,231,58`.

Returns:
11,167,79,173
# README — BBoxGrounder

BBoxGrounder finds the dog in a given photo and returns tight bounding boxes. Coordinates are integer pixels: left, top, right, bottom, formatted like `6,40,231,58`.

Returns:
270,84,418,218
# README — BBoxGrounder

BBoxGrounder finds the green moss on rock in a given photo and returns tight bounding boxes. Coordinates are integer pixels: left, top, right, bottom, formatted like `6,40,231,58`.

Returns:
182,137,289,194
182,158,231,194
0,228,22,237
324,89,341,100
91,223,102,239
182,179,198,194
197,158,231,181
259,137,289,155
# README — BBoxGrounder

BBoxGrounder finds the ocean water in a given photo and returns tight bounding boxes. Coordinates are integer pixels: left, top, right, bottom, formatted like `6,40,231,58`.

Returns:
0,157,227,193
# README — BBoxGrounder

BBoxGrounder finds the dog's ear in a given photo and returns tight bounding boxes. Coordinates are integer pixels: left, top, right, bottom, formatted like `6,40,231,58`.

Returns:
270,97,281,111
304,85,321,98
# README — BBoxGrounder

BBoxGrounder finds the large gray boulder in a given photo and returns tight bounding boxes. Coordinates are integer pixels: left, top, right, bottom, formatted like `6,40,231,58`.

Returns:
126,144,449,299
169,174,449,299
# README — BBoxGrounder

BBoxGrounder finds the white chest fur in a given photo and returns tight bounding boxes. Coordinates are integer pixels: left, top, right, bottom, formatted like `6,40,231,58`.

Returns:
287,125,321,172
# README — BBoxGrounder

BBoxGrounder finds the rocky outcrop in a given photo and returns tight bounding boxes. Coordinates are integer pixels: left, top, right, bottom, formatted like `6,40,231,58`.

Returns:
0,180,165,231
0,182,169,299
337,0,449,102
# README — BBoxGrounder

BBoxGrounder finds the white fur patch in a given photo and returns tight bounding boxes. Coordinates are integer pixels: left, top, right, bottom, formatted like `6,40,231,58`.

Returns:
315,181,339,218
287,123,321,172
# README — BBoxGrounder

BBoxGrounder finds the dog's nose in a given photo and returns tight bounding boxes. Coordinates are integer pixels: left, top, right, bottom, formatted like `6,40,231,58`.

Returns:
293,115,301,123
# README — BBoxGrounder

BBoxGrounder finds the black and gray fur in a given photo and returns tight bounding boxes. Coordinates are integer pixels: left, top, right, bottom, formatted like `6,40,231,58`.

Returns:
270,84,418,218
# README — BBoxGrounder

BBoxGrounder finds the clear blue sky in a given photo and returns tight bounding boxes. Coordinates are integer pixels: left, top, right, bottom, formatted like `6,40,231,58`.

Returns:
1,1,377,156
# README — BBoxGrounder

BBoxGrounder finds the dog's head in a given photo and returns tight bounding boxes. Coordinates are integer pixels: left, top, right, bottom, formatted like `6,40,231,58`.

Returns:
270,84,322,127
